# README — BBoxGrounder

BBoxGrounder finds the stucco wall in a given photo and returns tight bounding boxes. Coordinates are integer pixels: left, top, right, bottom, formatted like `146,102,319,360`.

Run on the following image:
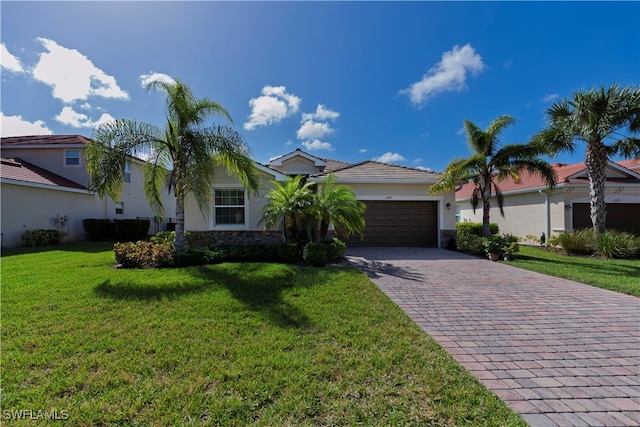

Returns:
2,147,91,187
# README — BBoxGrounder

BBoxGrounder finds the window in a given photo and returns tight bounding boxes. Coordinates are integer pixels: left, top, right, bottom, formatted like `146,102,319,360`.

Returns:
65,149,80,166
115,202,124,215
214,189,245,225
123,162,131,183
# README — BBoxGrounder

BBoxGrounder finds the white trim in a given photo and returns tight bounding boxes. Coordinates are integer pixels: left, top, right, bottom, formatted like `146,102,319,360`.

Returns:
0,178,92,195
355,194,443,201
64,149,82,168
212,186,249,230
269,150,326,167
311,177,439,185
256,163,288,181
3,144,86,149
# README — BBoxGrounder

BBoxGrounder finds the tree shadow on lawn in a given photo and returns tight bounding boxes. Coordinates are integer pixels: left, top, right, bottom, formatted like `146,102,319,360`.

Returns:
1,241,114,257
95,264,315,329
515,254,640,279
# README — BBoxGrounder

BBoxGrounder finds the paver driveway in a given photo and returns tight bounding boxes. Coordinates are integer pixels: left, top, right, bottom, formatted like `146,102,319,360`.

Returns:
346,247,640,427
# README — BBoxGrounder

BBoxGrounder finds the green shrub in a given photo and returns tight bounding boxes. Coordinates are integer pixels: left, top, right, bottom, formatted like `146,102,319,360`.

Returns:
83,219,115,241
456,234,485,255
456,222,499,237
21,229,66,247
324,237,347,262
114,219,150,241
278,242,302,263
219,243,283,262
596,231,640,259
555,229,595,255
174,248,225,267
303,242,328,267
113,241,174,268
150,231,176,245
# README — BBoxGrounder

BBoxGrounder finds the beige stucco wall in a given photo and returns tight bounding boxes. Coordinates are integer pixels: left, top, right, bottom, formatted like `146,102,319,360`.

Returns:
272,157,320,175
2,147,91,187
1,183,104,247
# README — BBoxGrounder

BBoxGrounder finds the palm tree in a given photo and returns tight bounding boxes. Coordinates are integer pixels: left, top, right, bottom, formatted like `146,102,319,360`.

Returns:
532,84,640,235
314,174,366,241
86,79,260,249
259,175,316,243
430,115,556,237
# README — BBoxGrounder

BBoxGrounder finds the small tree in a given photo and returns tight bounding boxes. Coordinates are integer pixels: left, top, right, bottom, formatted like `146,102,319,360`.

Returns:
314,174,366,241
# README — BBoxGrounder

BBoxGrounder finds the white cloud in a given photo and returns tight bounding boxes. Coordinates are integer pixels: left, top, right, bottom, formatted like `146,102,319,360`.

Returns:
296,120,335,140
359,148,367,153
285,139,293,146
401,43,485,106
416,166,433,172
301,104,340,122
244,85,301,130
374,152,406,163
542,93,559,103
0,112,52,136
301,139,333,151
54,106,115,128
456,127,466,136
31,38,128,103
412,158,422,164
140,72,175,87
1,43,24,73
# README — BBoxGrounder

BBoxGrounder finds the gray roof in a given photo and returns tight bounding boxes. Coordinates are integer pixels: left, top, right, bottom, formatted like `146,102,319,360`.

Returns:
313,160,441,182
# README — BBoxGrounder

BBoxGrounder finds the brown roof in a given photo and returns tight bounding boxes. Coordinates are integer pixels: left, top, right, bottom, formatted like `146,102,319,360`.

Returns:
315,160,441,182
456,161,640,199
319,157,352,172
1,134,92,146
0,157,87,190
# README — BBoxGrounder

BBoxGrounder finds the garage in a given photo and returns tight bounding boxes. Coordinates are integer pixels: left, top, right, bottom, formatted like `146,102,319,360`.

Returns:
348,200,438,247
573,203,640,234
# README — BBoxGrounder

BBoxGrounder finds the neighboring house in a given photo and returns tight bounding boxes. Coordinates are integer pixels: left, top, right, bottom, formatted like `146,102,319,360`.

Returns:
455,160,640,238
1,135,176,247
186,149,457,247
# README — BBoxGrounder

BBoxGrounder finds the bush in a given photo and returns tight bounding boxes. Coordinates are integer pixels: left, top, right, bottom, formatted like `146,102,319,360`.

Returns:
456,222,499,237
456,234,485,255
219,243,283,262
555,229,595,255
324,237,347,262
150,231,176,245
278,242,302,263
21,229,65,247
596,231,640,259
83,219,150,242
174,248,225,267
303,242,328,267
83,219,114,241
113,241,174,268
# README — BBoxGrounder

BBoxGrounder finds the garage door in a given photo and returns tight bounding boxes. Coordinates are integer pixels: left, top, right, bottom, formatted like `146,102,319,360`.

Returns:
573,203,640,234
348,201,438,247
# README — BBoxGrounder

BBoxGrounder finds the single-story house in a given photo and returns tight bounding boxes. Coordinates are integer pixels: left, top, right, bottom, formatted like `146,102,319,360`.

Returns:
455,159,640,238
186,149,457,247
1,135,176,248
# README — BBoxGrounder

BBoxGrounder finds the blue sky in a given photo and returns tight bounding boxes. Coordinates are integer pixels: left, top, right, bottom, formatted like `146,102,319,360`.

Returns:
1,1,638,172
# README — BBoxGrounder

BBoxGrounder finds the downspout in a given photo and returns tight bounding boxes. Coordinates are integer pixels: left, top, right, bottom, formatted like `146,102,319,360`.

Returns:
539,190,550,244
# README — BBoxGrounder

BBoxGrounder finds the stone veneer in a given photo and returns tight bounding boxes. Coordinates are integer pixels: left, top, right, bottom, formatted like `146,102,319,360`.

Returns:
440,229,457,248
186,230,284,248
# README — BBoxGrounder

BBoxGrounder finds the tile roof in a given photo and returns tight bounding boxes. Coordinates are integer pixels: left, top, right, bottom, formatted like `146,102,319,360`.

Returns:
1,134,92,146
314,160,441,182
456,161,640,199
618,158,640,171
0,157,87,190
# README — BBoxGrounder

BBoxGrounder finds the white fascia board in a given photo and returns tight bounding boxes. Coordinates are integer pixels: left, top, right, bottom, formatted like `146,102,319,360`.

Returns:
269,150,326,167
255,163,288,181
309,177,440,185
1,178,94,195
1,144,86,149
456,184,567,202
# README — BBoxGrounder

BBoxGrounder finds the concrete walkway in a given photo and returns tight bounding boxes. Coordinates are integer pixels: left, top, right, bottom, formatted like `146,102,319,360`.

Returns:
346,247,640,427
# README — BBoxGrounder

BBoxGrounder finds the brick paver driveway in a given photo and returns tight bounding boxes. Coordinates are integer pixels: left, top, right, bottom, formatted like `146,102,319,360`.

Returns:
346,247,640,427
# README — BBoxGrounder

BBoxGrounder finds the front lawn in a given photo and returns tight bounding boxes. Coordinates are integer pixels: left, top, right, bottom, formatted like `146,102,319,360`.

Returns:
506,245,640,296
2,243,524,426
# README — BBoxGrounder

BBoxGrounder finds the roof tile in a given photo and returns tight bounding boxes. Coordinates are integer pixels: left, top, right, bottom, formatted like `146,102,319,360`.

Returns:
0,157,87,190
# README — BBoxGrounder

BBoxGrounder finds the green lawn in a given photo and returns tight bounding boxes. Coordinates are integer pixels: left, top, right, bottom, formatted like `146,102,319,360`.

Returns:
2,243,524,426
505,245,640,296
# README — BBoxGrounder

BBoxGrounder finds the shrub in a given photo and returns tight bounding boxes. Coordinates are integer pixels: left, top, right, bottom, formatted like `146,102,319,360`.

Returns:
150,231,176,245
113,241,174,268
482,233,520,258
596,231,640,259
219,243,283,262
278,242,302,263
303,242,328,267
555,229,594,255
21,229,66,247
114,219,150,241
456,234,485,255
83,219,115,241
174,248,225,267
324,237,347,262
456,222,499,237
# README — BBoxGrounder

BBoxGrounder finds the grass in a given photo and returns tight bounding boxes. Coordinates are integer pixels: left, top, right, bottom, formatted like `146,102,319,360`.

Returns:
2,242,525,426
505,245,640,296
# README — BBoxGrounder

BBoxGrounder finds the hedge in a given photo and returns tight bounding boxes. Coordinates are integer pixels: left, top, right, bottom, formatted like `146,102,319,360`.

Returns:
83,219,150,242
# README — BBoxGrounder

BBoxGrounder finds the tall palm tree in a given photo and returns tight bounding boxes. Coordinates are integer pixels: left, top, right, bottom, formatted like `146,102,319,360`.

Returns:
532,84,640,235
314,174,366,241
431,115,556,237
86,79,260,249
259,175,316,243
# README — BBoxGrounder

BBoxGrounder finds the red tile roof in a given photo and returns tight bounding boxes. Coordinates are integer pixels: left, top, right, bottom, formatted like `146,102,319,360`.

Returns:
0,157,87,190
1,135,92,146
618,158,640,171
455,161,640,199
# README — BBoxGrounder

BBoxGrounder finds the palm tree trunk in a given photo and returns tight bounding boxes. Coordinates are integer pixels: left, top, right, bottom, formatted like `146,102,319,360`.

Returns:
481,177,492,237
175,195,186,250
585,142,607,235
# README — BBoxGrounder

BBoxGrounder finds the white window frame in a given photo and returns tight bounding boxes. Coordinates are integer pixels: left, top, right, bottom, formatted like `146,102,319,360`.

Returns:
115,202,124,215
213,187,248,229
64,149,81,167
123,161,131,183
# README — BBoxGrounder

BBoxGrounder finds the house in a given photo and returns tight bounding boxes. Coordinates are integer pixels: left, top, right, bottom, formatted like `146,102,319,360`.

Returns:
1,135,176,248
185,149,457,247
455,159,640,238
